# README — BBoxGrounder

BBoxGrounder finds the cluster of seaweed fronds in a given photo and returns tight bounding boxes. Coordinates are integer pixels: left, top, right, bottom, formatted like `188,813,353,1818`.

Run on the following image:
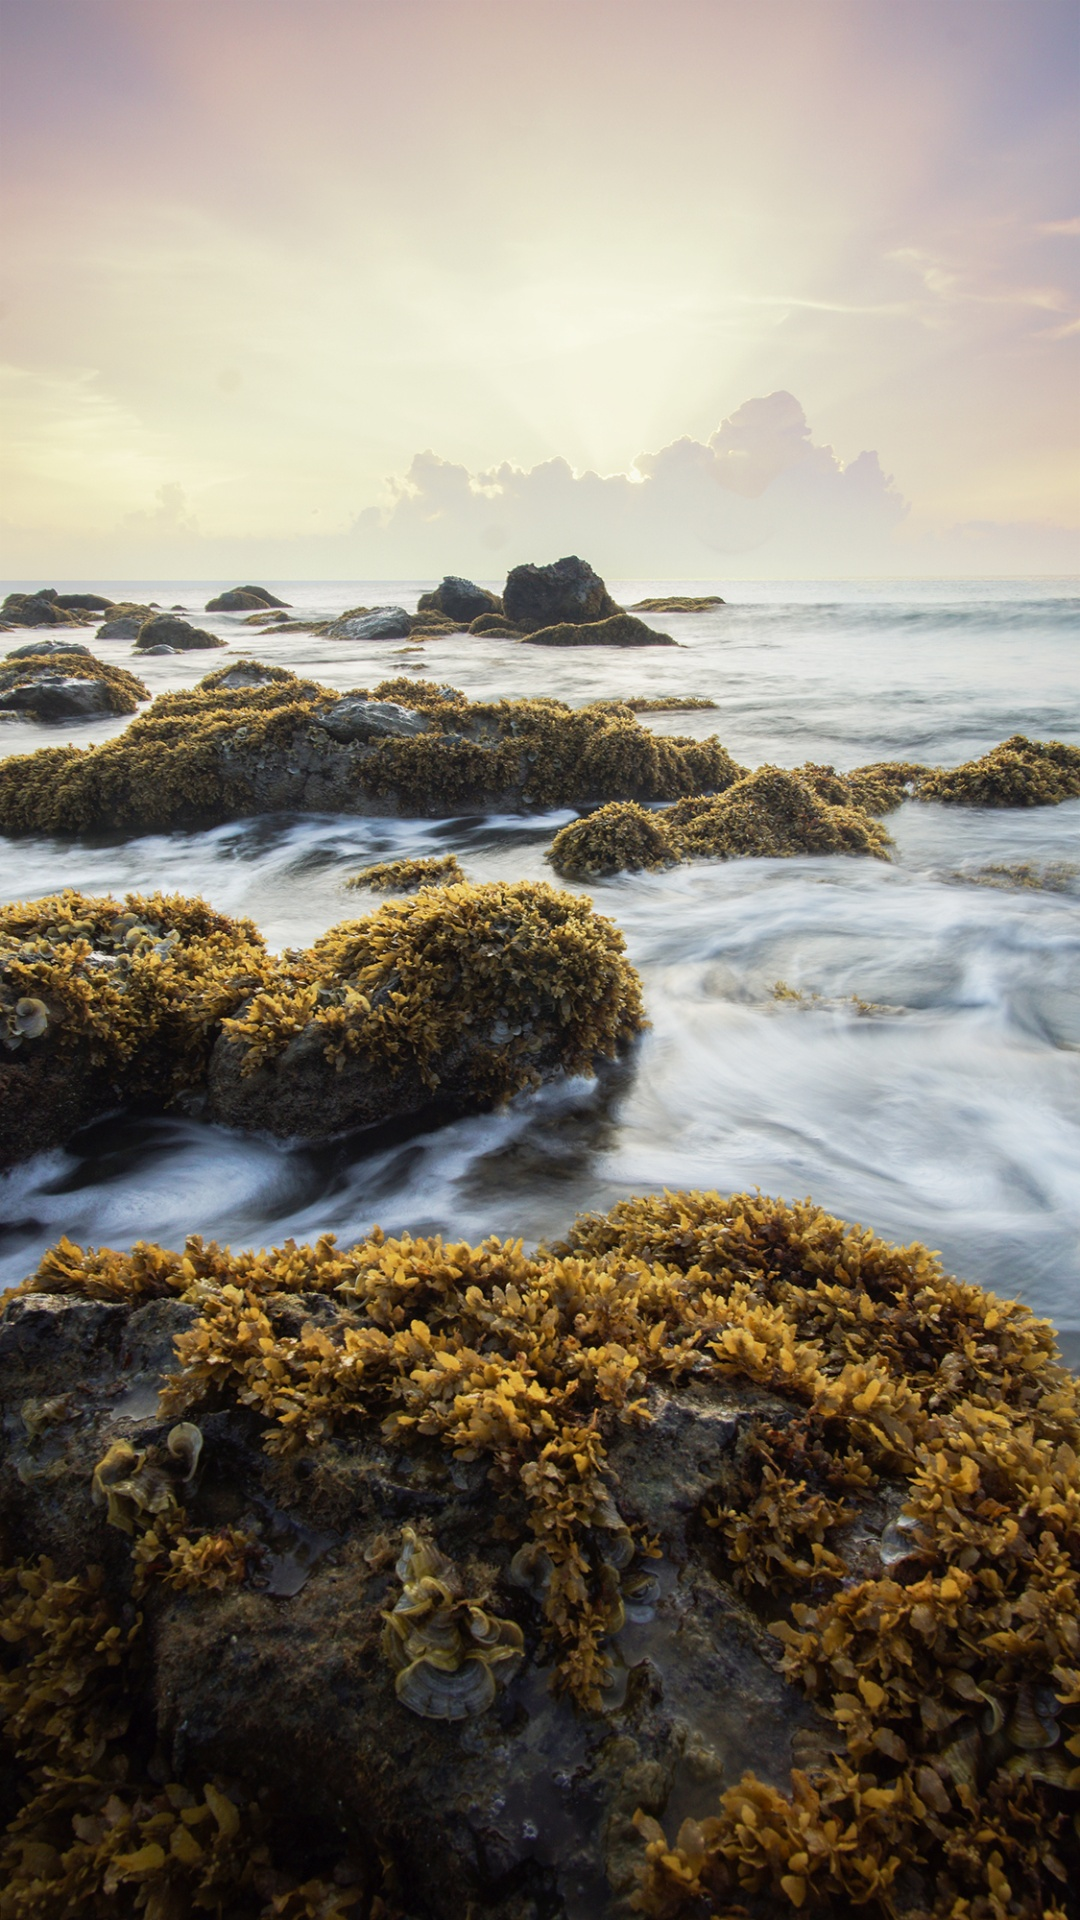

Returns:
0,668,746,836
344,855,466,893
547,767,893,878
620,696,719,712
220,879,644,1099
920,734,1080,807
0,653,149,717
12,1191,1080,1912
0,1557,374,1918
0,889,272,1099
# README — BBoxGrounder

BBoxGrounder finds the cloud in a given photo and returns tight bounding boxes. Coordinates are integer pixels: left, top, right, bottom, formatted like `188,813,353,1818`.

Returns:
348,393,910,577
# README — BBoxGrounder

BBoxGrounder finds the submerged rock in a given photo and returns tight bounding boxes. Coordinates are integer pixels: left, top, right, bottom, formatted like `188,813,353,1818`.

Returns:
205,585,290,612
0,666,744,835
523,613,677,648
503,554,621,631
133,613,226,652
0,650,148,722
324,605,412,640
1,1190,1075,1919
628,595,726,611
417,574,501,623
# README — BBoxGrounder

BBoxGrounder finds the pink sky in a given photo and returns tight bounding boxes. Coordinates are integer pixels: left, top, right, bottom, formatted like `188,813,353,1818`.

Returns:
1,0,1077,575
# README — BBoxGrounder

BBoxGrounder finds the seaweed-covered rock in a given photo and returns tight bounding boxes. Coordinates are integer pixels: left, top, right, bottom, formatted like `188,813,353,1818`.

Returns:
324,606,412,641
207,878,644,1138
0,651,148,721
547,801,677,879
628,595,726,611
345,854,466,892
1,590,86,629
1,1191,1076,1920
205,586,289,612
665,766,893,862
523,613,677,648
6,636,93,660
0,890,272,1169
468,610,522,635
0,667,745,836
97,611,151,640
314,696,434,743
503,554,620,631
417,575,501,623
56,591,116,612
919,733,1080,807
133,614,226,653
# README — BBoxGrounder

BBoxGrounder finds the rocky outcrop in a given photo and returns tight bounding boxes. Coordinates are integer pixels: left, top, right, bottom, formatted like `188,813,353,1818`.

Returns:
0,590,91,629
628,595,726,612
205,586,290,612
503,554,621,631
0,651,149,722
6,636,93,660
522,613,677,648
0,880,643,1167
323,605,412,641
133,613,226,653
0,667,744,835
1,1191,1074,1919
57,591,116,612
417,575,501,623
97,604,155,640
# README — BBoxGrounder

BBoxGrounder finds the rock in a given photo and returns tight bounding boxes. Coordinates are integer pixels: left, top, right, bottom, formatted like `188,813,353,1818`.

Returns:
138,644,179,655
0,591,81,628
417,575,501,623
324,605,412,641
503,554,620,632
468,611,521,635
205,586,290,612
56,592,116,612
133,614,226,652
1,1189,1068,1918
0,674,116,721
213,663,283,690
97,614,145,640
6,637,93,660
628,595,726,612
313,696,434,744
522,614,677,648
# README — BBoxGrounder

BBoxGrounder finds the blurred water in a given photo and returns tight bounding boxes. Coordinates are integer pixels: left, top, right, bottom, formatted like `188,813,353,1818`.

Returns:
1,578,1077,1348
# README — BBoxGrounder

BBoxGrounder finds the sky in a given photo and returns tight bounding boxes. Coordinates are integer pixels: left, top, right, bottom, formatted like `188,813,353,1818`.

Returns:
1,0,1078,580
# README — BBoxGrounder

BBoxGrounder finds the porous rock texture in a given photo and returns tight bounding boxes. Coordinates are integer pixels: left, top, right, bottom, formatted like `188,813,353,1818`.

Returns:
0,666,744,836
502,554,621,632
206,586,290,612
417,575,501,623
133,614,226,653
0,880,644,1167
1,1190,1076,1920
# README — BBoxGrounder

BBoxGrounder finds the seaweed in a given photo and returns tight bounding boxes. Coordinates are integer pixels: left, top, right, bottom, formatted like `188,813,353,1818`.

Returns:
344,856,467,892
546,802,677,879
0,653,148,718
919,734,1080,808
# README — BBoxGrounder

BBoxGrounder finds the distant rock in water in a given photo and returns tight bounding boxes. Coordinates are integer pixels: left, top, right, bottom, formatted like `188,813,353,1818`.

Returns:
0,650,148,723
522,613,677,648
503,554,620,631
97,603,155,640
324,605,412,640
0,590,91,630
6,637,94,660
205,585,290,612
417,575,501,623
628,594,726,612
133,614,226,653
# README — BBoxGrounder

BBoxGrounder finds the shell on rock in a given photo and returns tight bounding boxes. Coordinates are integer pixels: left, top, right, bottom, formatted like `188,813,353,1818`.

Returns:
13,997,48,1039
395,1652,497,1720
509,1541,554,1601
166,1421,203,1482
1006,1681,1059,1751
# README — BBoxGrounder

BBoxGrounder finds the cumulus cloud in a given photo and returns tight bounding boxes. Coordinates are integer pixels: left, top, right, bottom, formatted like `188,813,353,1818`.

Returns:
350,393,910,578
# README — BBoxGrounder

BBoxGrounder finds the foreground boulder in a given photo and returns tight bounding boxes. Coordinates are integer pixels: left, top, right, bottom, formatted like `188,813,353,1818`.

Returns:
1,1191,1075,1920
503,553,620,630
522,613,676,648
205,585,290,612
0,880,643,1166
0,649,148,722
417,574,501,623
133,614,226,653
0,666,744,835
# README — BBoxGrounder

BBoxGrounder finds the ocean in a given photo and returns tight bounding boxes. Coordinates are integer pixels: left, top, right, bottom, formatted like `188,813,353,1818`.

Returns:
1,576,1077,1357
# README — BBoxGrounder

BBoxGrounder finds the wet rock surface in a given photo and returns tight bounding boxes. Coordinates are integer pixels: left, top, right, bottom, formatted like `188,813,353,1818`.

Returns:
133,613,227,652
5,636,94,660
417,575,502,624
503,555,621,631
313,696,435,743
0,650,149,722
324,606,413,640
522,613,677,648
206,586,290,612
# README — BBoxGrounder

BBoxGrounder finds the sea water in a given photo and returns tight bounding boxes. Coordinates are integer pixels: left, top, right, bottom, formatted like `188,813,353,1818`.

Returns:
1,578,1077,1355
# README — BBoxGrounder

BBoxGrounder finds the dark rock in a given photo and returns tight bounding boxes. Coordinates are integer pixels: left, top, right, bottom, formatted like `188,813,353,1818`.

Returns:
97,613,146,640
205,586,290,612
6,637,93,660
0,591,80,628
324,606,412,641
213,664,282,690
468,611,521,636
503,555,620,632
417,576,501,624
522,614,677,648
138,644,179,655
133,614,226,652
313,696,434,744
56,592,115,612
0,673,115,721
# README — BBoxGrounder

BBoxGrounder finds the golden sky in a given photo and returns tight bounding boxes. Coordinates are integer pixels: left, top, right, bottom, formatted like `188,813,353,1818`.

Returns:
1,0,1077,577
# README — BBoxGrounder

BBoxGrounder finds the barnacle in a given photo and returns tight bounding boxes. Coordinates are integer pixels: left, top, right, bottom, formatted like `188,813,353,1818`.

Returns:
381,1527,523,1721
